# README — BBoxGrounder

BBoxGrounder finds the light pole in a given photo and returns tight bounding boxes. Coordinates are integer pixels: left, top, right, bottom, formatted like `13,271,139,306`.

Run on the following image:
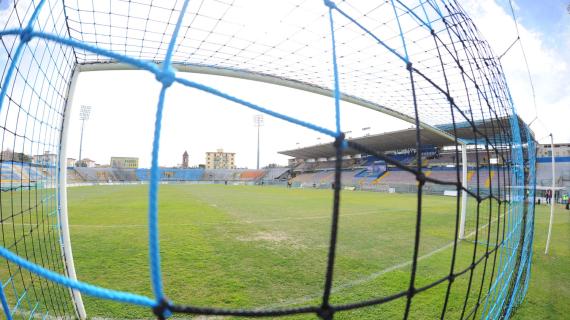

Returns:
254,114,264,169
78,105,91,166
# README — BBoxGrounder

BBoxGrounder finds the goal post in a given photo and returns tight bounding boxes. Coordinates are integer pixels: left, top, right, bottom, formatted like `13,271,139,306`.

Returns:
459,145,468,240
545,134,556,254
57,67,87,319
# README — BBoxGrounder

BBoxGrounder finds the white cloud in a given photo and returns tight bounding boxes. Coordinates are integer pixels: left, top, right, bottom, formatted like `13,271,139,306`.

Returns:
462,0,570,143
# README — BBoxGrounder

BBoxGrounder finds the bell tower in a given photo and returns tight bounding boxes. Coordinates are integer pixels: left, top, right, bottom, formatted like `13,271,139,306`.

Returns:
182,150,189,168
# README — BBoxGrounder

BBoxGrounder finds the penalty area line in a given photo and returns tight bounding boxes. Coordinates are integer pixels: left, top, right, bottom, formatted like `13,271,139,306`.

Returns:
261,216,500,309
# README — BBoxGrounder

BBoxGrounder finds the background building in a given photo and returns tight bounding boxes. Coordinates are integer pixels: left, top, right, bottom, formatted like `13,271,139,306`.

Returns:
110,157,139,169
76,158,96,168
33,151,57,166
205,149,235,169
537,144,570,157
1,149,32,163
66,158,76,167
182,151,189,168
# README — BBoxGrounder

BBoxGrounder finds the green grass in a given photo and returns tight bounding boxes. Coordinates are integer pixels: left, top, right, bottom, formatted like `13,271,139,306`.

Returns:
60,184,569,319
0,187,77,317
3,184,567,319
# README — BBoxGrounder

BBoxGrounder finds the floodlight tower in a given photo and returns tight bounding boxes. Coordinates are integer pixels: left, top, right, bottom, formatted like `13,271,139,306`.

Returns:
78,105,92,166
254,114,264,170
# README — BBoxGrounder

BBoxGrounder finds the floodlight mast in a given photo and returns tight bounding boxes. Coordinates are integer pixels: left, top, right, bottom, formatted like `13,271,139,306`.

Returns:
78,105,91,166
254,114,264,170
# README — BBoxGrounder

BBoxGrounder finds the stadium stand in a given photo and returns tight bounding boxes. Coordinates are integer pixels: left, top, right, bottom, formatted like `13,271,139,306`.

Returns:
203,169,241,181
161,168,204,181
0,148,564,197
0,162,22,181
339,169,369,187
114,169,139,181
25,164,56,181
64,167,284,184
67,168,85,183
261,167,290,182
0,156,549,195
535,160,570,187
359,156,379,167
292,161,317,172
426,152,456,165
427,168,461,183
0,162,59,190
136,169,150,181
288,150,480,190
354,169,382,178
374,169,416,185
292,171,335,188
466,150,500,165
384,153,414,165
239,170,265,181
0,161,58,182
74,167,104,181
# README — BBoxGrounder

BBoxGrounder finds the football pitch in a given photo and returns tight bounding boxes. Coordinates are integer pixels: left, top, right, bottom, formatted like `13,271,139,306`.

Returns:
65,184,569,319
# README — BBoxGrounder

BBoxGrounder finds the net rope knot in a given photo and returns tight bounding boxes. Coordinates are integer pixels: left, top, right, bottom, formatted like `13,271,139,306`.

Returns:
20,27,33,43
416,172,426,185
155,66,176,88
323,0,336,9
333,133,347,150
152,298,171,319
317,305,334,319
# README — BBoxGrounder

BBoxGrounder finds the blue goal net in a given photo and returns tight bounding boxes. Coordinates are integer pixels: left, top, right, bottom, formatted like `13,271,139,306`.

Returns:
0,0,536,319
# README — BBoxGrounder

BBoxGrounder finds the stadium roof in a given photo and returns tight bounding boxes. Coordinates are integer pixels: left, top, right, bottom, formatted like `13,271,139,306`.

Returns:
279,116,532,159
436,116,532,145
279,128,450,159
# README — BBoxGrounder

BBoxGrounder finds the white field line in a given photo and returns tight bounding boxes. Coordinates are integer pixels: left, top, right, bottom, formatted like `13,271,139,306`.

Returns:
1,212,501,318
261,216,500,309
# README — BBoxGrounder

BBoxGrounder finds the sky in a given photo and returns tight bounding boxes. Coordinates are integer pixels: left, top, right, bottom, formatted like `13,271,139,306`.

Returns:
64,0,570,169
68,71,409,168
462,0,570,142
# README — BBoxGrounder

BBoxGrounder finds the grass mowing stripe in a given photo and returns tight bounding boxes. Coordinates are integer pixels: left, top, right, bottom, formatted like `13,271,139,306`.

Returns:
3,210,388,229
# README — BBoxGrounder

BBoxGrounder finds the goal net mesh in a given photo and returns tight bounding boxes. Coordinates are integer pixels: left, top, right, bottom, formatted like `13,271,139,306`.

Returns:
0,0,536,319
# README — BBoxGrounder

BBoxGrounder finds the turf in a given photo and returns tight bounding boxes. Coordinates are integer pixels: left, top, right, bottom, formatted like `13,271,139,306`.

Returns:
57,184,567,319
